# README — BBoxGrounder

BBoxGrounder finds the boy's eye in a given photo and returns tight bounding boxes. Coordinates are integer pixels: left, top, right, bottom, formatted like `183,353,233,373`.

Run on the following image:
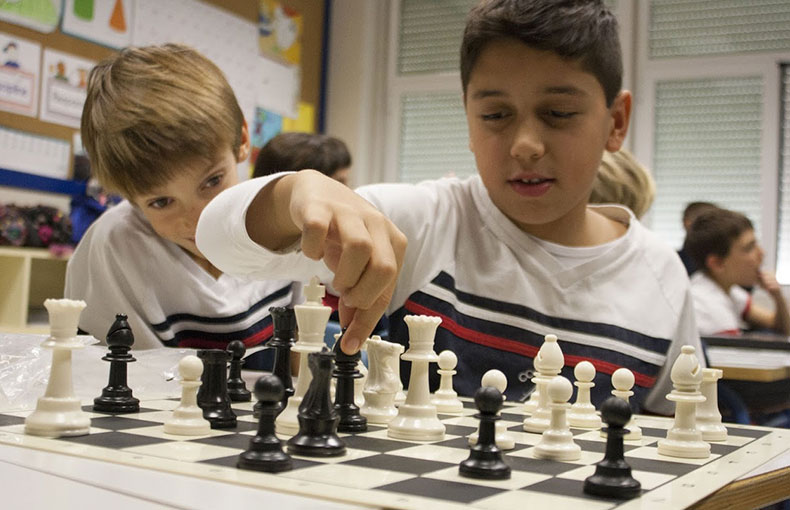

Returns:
147,197,173,209
480,112,509,122
547,110,577,119
203,174,223,189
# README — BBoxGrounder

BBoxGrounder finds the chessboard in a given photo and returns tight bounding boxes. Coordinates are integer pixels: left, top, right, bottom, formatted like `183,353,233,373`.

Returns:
0,397,787,510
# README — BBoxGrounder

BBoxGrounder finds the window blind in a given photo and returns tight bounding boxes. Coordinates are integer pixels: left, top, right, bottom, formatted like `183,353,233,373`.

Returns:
398,0,474,75
777,65,790,283
651,76,763,250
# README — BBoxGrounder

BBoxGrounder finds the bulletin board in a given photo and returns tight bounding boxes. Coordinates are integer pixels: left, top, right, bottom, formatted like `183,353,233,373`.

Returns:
0,0,325,181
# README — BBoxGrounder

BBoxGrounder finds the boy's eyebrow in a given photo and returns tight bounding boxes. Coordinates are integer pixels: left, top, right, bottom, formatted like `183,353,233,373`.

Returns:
469,86,589,100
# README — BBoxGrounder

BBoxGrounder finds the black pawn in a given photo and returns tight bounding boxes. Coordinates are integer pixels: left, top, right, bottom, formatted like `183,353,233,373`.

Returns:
332,329,367,432
226,340,251,402
286,348,346,457
196,349,237,429
584,396,642,499
93,314,140,413
269,307,295,403
459,386,510,480
237,374,293,473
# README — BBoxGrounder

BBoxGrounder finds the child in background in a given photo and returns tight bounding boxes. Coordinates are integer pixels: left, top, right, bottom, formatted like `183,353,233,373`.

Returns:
253,132,352,186
589,149,655,219
685,208,790,337
196,0,702,414
66,44,299,362
677,201,720,275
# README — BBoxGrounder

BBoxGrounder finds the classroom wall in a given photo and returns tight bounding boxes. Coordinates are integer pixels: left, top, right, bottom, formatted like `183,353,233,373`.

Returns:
0,0,325,209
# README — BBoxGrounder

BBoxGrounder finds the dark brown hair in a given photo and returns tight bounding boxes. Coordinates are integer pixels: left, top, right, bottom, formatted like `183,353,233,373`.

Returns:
252,132,351,178
685,208,753,271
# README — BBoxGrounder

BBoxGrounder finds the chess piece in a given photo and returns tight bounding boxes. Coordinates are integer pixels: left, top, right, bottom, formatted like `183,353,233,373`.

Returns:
277,277,332,435
238,374,293,473
468,369,515,450
361,336,403,424
459,386,511,480
523,334,564,433
354,356,367,409
269,306,296,404
226,340,251,403
332,329,367,432
533,376,581,460
25,299,91,437
583,396,641,499
388,315,446,441
602,368,641,441
657,345,711,458
568,361,602,429
93,314,140,413
164,355,211,435
196,349,237,429
431,350,464,414
287,348,346,457
697,368,727,442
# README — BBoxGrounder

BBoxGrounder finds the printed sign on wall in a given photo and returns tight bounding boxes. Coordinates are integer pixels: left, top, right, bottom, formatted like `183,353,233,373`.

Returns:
0,32,41,117
39,48,95,128
62,0,135,49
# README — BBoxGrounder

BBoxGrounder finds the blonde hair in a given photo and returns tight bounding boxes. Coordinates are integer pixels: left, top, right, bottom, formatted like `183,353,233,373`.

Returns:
590,149,655,218
81,44,244,198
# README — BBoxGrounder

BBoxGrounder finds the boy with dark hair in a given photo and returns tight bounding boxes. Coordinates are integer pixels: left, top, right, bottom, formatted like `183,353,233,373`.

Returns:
197,0,701,414
686,208,789,336
253,132,352,186
678,201,720,274
65,44,299,355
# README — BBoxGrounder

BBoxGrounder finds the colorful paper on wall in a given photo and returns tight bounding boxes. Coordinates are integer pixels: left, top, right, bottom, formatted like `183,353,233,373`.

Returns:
0,32,41,117
0,0,60,33
62,0,135,50
249,107,283,176
282,101,315,133
39,49,95,128
258,0,301,66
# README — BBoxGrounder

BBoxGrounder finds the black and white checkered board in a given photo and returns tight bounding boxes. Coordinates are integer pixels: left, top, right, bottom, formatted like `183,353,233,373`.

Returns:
0,398,787,510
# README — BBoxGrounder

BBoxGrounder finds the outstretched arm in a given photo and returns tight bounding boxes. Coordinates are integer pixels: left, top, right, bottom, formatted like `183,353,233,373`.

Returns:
242,170,408,354
745,271,790,336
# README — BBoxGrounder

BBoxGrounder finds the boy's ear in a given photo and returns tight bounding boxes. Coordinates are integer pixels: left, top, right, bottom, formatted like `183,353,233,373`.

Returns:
605,90,632,152
706,253,725,274
237,120,251,162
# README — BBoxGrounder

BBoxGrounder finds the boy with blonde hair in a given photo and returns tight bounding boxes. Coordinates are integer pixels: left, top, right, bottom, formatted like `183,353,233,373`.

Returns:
197,0,701,414
589,149,655,219
66,44,298,356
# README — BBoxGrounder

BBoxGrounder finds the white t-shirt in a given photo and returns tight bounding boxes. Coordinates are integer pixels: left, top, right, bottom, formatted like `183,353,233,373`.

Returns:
197,174,703,415
65,201,299,351
690,271,751,336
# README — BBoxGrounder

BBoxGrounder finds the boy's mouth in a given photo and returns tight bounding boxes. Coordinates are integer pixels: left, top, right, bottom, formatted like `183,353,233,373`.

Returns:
508,177,555,197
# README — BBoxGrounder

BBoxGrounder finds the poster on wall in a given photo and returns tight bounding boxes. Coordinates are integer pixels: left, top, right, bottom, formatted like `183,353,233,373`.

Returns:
39,48,95,128
62,0,135,49
0,0,60,33
249,106,283,175
257,55,299,118
258,0,301,66
0,32,41,117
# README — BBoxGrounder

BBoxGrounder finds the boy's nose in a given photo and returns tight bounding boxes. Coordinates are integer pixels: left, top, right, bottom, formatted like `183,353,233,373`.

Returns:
510,120,545,163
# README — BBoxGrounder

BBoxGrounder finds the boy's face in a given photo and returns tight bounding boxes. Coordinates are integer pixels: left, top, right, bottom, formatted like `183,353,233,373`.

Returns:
464,39,629,240
131,126,250,262
715,229,764,287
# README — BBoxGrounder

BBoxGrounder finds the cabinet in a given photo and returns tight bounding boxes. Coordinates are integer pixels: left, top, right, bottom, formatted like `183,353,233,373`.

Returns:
0,247,70,334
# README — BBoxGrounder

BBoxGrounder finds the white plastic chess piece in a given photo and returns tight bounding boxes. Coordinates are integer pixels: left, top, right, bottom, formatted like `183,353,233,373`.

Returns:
568,361,602,429
388,315,446,441
601,368,641,441
523,334,564,433
533,376,581,461
355,357,368,409
276,277,331,435
468,369,515,450
431,350,464,414
25,299,91,438
697,368,728,442
164,355,211,435
361,336,404,424
658,345,711,459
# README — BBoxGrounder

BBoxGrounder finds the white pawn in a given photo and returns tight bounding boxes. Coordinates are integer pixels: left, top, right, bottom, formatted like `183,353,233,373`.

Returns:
431,350,464,414
601,368,641,441
523,334,564,433
658,345,710,459
25,299,91,438
697,368,727,442
533,376,581,461
568,361,602,429
164,355,211,435
468,369,515,450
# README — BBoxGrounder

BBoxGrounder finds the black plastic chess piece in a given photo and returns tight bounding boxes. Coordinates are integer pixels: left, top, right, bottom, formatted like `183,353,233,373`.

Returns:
459,386,510,480
584,396,642,499
269,306,296,403
332,329,367,432
196,349,237,429
93,314,140,413
237,374,293,473
226,340,251,402
286,348,346,457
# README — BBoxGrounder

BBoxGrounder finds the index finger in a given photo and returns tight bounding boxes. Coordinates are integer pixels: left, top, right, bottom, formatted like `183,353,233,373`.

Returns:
337,284,393,354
